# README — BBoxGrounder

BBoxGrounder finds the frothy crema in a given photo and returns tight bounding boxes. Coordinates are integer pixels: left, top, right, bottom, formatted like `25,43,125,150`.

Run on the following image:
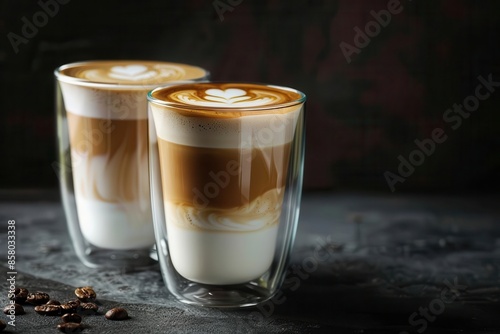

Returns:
150,83,304,111
58,60,208,86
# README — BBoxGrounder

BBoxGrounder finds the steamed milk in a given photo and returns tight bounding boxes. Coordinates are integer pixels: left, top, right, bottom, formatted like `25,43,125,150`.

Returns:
57,61,207,250
150,84,302,284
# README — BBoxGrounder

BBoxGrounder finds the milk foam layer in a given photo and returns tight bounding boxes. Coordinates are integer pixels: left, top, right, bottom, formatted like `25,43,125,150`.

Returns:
57,61,208,119
60,82,148,119
150,83,303,148
150,105,300,148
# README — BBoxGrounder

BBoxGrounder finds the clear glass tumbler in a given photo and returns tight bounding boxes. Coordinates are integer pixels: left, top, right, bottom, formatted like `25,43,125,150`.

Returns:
148,82,306,307
55,60,208,269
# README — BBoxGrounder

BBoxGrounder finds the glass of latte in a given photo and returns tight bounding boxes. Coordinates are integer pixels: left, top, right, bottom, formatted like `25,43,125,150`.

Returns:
148,82,306,307
55,60,208,269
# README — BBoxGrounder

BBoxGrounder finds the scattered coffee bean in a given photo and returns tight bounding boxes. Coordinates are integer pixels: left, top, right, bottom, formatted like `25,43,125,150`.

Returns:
67,299,81,308
105,307,128,320
80,302,98,315
60,303,78,315
46,300,61,305
35,304,61,316
57,322,83,333
61,313,82,323
27,292,50,305
74,287,96,302
4,285,133,332
10,288,29,304
3,303,25,315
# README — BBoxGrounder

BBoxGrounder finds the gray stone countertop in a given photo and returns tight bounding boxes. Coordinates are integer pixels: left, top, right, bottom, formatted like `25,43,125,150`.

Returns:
0,191,499,333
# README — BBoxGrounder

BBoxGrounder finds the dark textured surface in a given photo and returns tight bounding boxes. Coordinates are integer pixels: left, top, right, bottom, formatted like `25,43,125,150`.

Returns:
0,193,500,333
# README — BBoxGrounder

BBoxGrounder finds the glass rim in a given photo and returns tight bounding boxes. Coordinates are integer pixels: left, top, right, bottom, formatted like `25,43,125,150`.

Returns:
54,60,209,90
147,82,306,112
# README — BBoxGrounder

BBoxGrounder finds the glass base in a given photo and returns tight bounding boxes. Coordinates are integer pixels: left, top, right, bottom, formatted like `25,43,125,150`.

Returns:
170,281,272,308
150,244,159,261
76,246,158,271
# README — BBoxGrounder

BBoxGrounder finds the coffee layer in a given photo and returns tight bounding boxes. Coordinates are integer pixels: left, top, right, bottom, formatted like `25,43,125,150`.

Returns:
158,139,290,210
68,112,149,203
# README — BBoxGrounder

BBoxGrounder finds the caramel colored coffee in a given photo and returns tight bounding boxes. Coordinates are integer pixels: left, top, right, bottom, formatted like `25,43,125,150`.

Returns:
149,83,305,284
67,113,148,203
158,141,291,211
56,61,208,250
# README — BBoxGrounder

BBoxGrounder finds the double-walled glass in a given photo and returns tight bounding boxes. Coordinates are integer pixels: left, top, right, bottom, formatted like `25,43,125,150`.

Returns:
55,60,208,269
148,82,306,307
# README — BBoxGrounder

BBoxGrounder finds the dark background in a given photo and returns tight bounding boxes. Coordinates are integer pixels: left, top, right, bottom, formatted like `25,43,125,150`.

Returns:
1,0,500,194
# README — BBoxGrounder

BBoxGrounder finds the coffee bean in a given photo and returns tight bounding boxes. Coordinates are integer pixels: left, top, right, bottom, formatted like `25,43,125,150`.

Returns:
67,299,81,308
105,307,128,320
3,303,25,315
0,320,6,331
46,300,61,305
74,287,96,302
10,288,29,304
35,304,61,316
60,303,78,315
80,302,98,315
57,322,83,333
27,292,50,305
61,313,82,323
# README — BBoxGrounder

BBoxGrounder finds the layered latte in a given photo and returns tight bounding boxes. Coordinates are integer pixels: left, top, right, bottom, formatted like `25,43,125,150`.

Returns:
149,83,304,284
57,61,207,250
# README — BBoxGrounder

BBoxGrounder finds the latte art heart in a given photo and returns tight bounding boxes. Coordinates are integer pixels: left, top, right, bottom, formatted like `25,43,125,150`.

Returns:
111,65,148,77
204,89,250,104
169,86,294,109
109,65,158,81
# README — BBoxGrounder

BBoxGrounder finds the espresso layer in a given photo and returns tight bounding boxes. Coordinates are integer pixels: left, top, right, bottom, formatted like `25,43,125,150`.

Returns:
68,112,149,203
158,139,290,210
